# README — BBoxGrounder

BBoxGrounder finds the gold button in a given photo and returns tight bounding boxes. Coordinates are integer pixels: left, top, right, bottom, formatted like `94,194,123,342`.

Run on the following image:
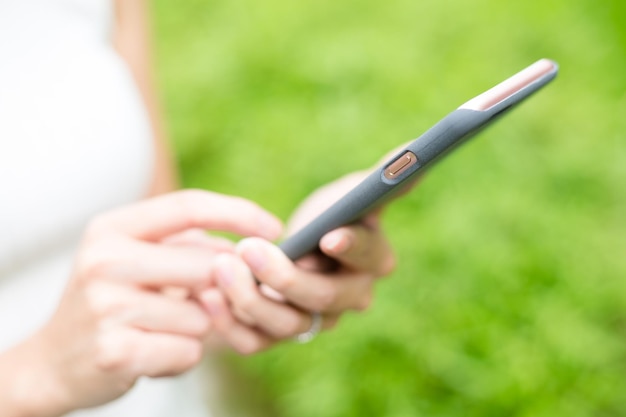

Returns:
383,151,418,180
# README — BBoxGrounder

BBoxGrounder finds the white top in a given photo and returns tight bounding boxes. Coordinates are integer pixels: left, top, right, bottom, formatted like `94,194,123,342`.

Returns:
0,1,211,416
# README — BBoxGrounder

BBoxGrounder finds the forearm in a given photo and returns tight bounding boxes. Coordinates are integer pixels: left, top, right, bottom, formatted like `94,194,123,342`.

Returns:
113,0,179,196
0,333,69,417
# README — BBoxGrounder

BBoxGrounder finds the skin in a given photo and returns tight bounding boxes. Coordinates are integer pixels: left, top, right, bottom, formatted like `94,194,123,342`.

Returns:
110,0,397,354
112,0,179,195
0,191,284,417
200,172,396,353
0,1,398,416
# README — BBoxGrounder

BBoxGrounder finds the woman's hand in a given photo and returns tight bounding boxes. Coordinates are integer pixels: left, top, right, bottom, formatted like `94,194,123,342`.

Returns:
1,190,282,417
200,172,399,354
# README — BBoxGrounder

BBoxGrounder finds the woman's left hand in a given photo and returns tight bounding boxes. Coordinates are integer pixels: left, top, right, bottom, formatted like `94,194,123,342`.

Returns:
199,171,398,354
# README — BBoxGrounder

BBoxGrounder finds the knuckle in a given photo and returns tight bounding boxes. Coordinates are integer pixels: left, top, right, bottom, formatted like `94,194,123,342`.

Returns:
75,240,123,282
84,283,121,318
80,256,113,281
94,332,130,372
269,269,296,293
233,290,259,315
84,215,124,244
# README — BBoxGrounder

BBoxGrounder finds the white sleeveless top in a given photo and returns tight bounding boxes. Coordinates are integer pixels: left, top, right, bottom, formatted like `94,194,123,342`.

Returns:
0,1,211,416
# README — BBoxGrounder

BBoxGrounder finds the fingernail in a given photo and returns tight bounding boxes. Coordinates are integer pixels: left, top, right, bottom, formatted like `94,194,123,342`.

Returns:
215,261,235,288
323,231,351,254
259,284,286,302
240,242,267,272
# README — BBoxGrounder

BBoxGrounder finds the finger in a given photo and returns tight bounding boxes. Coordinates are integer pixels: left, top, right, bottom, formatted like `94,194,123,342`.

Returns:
86,281,210,337
83,238,217,289
237,238,375,313
319,223,396,277
201,288,341,347
199,289,275,355
98,328,204,378
125,297,211,338
161,228,236,253
212,254,313,338
293,252,340,273
258,284,286,302
89,190,283,242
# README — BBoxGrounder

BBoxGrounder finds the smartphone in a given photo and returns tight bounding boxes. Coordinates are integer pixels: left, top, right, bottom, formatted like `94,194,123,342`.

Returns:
279,59,558,260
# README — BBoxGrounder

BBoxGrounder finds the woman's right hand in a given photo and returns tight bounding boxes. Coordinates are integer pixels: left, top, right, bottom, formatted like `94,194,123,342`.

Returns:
1,190,282,417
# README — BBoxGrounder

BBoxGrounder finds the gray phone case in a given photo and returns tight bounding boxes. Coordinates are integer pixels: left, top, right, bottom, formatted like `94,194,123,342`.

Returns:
279,60,558,260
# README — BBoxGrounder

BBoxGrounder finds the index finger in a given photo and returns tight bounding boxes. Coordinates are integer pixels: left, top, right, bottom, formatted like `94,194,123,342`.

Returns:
89,190,283,242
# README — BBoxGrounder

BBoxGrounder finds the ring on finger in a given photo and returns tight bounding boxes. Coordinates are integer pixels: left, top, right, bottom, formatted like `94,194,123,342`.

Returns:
294,312,323,344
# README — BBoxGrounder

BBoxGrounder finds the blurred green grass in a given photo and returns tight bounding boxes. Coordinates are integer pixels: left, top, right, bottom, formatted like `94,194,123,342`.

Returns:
153,0,626,415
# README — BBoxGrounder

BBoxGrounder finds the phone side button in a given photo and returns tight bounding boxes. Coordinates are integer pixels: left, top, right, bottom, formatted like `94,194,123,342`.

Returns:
383,151,419,180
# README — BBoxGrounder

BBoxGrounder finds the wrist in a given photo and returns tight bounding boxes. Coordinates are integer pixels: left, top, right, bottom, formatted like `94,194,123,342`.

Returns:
1,331,72,417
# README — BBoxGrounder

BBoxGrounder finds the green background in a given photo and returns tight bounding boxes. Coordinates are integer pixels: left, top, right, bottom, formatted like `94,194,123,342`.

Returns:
153,0,626,415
